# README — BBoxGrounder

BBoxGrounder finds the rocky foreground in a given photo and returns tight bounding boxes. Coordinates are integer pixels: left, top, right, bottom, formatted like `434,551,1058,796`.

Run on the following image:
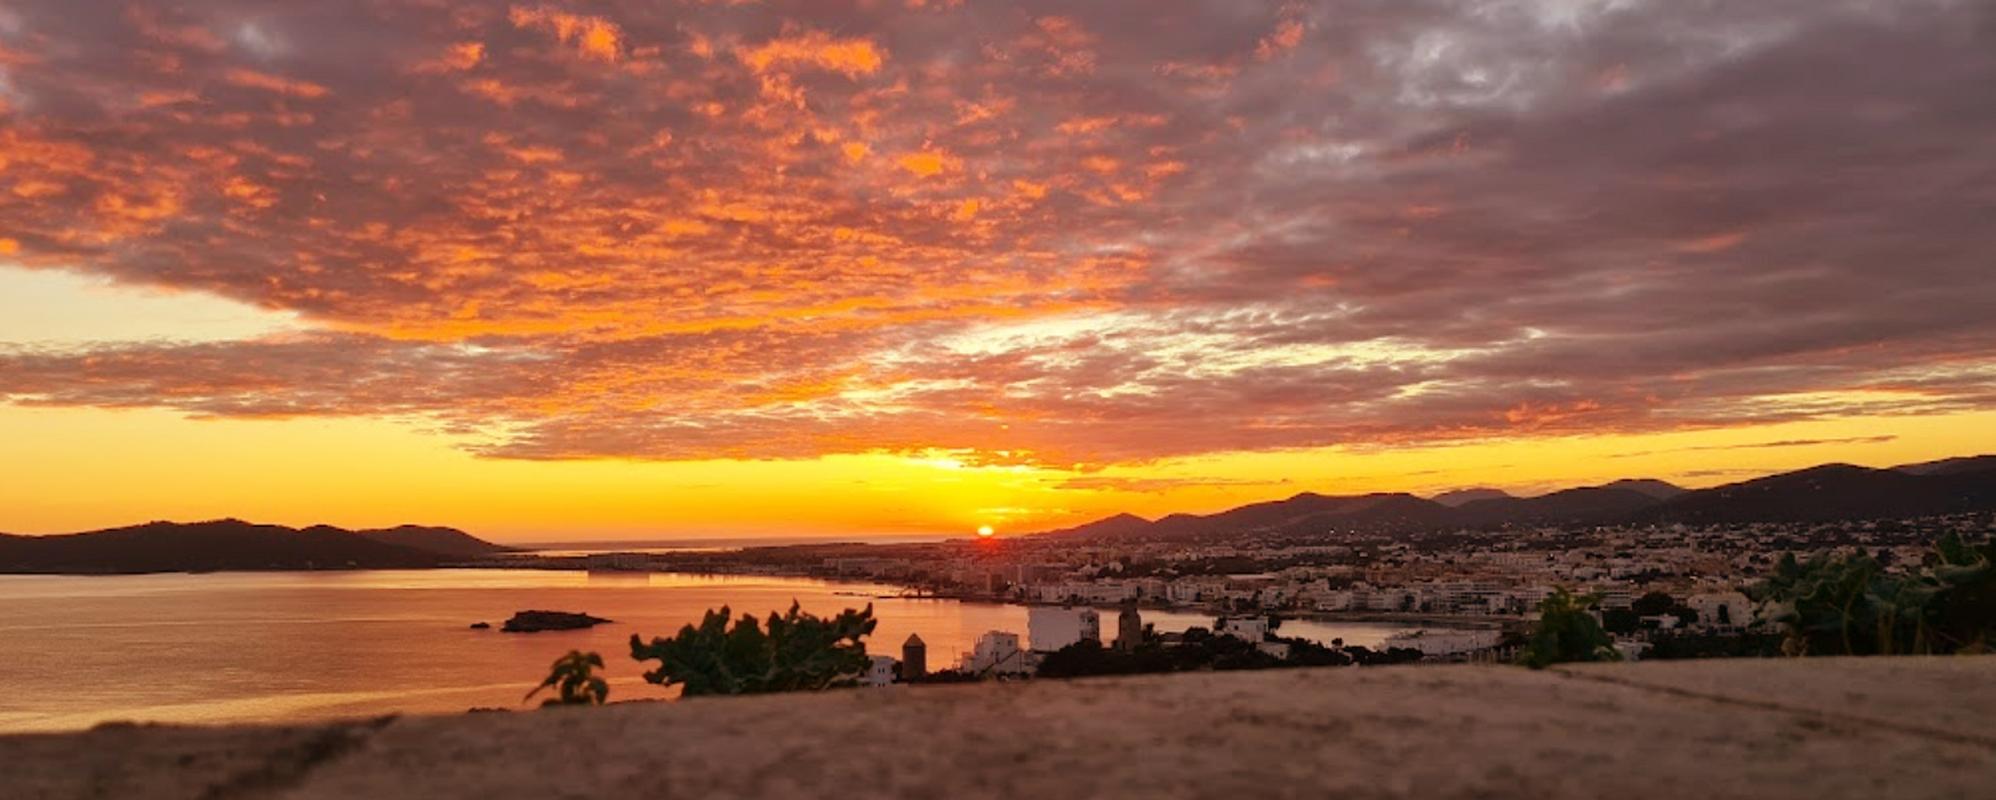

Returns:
2,657,1992,800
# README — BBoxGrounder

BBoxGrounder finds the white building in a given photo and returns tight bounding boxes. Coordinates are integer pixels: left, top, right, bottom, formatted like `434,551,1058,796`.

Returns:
1028,606,1101,653
966,630,1032,676
1313,590,1353,612
1214,616,1268,642
863,655,898,687
1686,591,1754,631
1255,640,1291,660
1382,629,1503,658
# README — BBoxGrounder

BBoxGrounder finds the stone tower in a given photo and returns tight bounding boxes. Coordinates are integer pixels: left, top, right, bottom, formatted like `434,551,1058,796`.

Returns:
902,633,927,680
1116,602,1143,652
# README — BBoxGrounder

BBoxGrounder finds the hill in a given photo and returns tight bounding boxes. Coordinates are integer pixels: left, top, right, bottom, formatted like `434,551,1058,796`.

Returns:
354,525,516,558
1034,513,1153,538
1637,463,1996,524
1431,488,1512,507
1600,479,1686,500
1139,492,1460,539
1035,458,1996,539
1043,492,1464,541
0,519,509,574
1894,455,1996,476
1455,486,1662,527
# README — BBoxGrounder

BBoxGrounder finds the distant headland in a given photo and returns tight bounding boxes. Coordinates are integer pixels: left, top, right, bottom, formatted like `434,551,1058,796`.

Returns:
0,519,513,574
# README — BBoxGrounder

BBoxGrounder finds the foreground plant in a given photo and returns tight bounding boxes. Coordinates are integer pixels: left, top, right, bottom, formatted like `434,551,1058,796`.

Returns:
630,602,877,696
1753,533,1994,656
1518,588,1620,669
526,650,609,707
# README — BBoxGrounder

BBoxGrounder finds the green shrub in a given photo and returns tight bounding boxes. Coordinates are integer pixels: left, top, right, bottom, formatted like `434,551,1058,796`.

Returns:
1518,588,1620,669
629,602,877,696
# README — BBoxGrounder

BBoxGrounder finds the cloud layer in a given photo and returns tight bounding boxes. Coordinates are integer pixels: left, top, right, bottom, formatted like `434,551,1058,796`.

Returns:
2,0,1993,467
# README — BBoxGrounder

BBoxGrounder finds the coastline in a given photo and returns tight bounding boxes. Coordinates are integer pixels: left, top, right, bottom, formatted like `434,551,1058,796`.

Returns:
0,556,1521,633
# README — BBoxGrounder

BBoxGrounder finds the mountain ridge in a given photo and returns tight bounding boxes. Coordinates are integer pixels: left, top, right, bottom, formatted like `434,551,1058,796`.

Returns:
1035,456,1996,539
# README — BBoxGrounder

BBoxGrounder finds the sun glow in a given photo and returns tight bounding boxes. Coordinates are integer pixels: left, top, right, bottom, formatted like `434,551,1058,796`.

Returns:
0,0,1993,544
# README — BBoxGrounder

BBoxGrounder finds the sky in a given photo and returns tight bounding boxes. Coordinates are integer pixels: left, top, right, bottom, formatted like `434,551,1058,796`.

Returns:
2,0,1994,542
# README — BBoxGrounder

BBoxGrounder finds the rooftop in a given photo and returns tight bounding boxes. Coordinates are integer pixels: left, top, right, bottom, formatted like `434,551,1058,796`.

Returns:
5,657,1992,799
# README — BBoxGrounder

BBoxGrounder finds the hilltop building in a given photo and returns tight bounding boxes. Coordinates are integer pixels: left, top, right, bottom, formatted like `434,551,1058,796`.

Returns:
1116,602,1143,652
1214,616,1268,642
902,633,927,680
967,630,1031,677
864,655,897,687
1027,606,1100,653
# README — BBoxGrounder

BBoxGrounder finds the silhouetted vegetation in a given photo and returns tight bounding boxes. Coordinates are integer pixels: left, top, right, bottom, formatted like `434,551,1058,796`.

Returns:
525,650,609,706
1598,592,1701,635
1035,627,1421,679
1517,588,1619,668
1642,632,1785,660
1752,533,1994,656
629,602,878,696
1630,591,1698,625
902,668,982,685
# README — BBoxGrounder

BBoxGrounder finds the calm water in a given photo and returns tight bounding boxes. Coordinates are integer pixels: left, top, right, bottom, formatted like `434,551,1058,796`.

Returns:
0,570,1413,732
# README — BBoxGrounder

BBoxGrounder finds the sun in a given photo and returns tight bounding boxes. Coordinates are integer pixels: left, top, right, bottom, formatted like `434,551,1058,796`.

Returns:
976,525,995,538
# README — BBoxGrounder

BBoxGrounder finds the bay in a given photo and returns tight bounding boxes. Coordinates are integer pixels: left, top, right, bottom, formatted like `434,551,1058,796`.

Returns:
0,569,1415,732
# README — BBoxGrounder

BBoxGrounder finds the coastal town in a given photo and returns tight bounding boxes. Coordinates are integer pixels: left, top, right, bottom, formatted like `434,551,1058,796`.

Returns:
498,510,1996,675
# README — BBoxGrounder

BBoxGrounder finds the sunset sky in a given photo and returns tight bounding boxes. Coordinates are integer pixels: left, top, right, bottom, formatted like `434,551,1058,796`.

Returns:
2,1,1994,542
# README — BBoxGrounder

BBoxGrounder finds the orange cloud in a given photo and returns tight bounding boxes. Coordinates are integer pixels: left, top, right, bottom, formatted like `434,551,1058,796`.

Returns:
223,68,328,98
898,149,957,177
1056,116,1116,135
1025,16,1098,76
220,176,278,209
1256,18,1306,61
508,5,622,62
415,42,485,74
737,32,885,78
1,0,1992,479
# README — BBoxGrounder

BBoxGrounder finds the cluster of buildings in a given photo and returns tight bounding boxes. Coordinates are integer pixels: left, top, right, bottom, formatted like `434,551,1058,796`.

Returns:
556,513,1992,670
958,605,1112,677
843,517,1988,657
862,604,1300,684
816,527,1817,636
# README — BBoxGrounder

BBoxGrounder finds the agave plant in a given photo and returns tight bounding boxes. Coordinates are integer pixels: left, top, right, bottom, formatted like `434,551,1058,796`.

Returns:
1926,532,1995,653
526,650,610,707
1752,534,1995,657
1752,551,1883,656
1862,568,1940,656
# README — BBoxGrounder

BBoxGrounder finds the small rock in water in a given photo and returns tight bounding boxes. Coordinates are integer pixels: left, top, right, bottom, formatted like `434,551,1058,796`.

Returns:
501,610,612,633
469,621,491,629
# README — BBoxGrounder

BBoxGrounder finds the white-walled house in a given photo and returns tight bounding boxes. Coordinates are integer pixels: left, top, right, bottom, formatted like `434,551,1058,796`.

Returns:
864,655,898,687
1028,606,1101,652
966,630,1032,676
1214,616,1268,642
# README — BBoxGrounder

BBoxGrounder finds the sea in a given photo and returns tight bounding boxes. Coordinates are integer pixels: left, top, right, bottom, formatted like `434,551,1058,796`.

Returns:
0,569,1418,733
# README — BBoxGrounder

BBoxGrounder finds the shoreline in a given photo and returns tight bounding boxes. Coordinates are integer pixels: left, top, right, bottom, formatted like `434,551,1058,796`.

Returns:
0,563,1520,633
